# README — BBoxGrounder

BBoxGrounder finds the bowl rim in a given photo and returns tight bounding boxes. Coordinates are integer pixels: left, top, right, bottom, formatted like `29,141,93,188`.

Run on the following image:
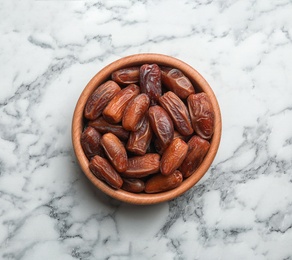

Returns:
72,53,222,205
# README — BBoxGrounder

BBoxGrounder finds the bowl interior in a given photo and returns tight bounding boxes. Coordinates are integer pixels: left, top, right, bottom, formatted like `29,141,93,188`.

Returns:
72,53,222,205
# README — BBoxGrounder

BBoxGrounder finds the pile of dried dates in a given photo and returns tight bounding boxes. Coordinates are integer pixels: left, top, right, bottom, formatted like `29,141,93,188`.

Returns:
81,64,214,194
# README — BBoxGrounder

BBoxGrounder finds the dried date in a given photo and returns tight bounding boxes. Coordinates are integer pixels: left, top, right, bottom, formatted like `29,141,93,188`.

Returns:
111,66,140,85
179,135,210,178
159,91,193,136
160,138,188,175
89,155,123,189
121,153,160,178
103,84,140,124
160,67,195,99
84,80,121,120
101,133,128,173
122,93,150,131
126,116,153,155
148,105,174,147
80,126,103,159
187,93,215,139
140,64,162,105
121,178,145,193
144,170,183,193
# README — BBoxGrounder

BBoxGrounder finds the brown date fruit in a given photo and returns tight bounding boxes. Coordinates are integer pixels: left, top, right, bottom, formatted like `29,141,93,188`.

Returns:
144,170,183,193
126,116,153,155
89,155,123,189
88,117,129,140
160,138,188,175
103,84,140,124
84,80,121,120
160,67,195,99
101,133,128,173
140,64,162,106
80,126,103,159
187,93,215,139
159,91,193,136
121,153,160,178
121,178,145,193
122,93,150,131
148,105,174,147
111,66,140,85
179,135,210,178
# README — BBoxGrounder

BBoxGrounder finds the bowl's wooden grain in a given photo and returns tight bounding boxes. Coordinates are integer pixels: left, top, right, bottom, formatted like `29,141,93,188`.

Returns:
72,53,222,205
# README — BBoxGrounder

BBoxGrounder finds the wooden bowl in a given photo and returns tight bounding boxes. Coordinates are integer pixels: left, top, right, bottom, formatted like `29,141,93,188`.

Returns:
72,53,221,205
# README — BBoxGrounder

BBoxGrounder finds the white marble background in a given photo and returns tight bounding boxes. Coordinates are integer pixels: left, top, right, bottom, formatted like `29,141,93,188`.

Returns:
1,0,292,259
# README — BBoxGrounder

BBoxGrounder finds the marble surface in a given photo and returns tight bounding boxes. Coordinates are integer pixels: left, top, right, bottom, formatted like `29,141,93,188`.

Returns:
1,0,292,259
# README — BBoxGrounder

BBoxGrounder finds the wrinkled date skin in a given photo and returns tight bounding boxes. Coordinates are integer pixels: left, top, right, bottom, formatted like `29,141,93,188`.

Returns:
121,153,160,178
88,117,129,140
121,178,145,193
187,93,215,139
101,133,128,173
180,135,210,178
111,66,140,85
122,93,150,131
140,64,162,106
159,91,193,136
148,105,174,147
144,170,183,193
160,67,195,99
84,80,121,120
81,126,103,159
160,138,188,175
89,155,123,189
103,84,140,124
126,116,153,155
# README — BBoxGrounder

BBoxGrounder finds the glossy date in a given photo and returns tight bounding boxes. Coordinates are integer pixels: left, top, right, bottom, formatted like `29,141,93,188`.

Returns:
160,138,188,176
121,178,145,193
80,126,103,159
121,153,160,178
140,64,162,106
126,116,153,155
160,67,195,99
89,155,123,189
84,80,121,120
187,93,215,139
103,84,140,124
179,135,210,178
122,93,150,131
148,105,174,147
111,66,140,85
159,91,193,136
101,133,128,173
144,170,183,193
